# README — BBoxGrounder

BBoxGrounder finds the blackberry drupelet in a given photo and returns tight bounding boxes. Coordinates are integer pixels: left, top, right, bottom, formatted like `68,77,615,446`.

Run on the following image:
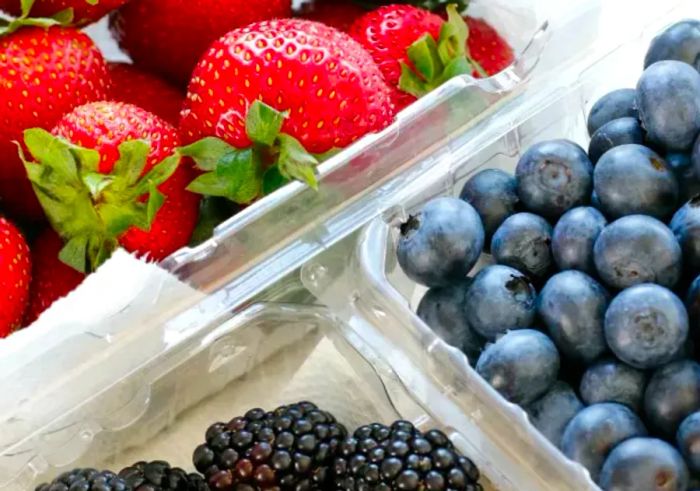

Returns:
118,461,208,490
333,421,482,491
35,468,129,491
192,401,347,490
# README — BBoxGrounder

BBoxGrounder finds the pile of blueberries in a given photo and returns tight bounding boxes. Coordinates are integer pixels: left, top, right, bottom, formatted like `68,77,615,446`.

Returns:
396,19,700,491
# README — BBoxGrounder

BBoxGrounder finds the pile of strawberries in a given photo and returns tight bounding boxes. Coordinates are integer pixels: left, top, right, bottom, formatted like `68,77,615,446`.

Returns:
0,0,513,337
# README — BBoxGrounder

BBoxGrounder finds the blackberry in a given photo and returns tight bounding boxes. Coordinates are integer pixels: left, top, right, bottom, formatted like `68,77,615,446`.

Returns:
333,421,482,491
118,461,208,490
35,468,129,491
192,401,347,490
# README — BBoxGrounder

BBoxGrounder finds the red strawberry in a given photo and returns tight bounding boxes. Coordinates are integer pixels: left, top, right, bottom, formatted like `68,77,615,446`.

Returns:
108,63,184,126
296,1,367,32
109,0,293,86
24,228,84,325
465,16,514,77
22,101,200,272
0,25,110,220
1,0,128,25
0,216,31,337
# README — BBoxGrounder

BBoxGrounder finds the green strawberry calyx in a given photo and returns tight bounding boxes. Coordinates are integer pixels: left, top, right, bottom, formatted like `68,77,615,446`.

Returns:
18,128,179,273
399,3,487,98
0,0,74,36
180,100,320,203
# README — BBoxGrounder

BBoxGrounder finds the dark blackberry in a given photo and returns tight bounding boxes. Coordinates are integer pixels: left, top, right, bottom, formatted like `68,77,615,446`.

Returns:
192,401,347,490
118,461,208,490
333,421,482,491
35,468,129,491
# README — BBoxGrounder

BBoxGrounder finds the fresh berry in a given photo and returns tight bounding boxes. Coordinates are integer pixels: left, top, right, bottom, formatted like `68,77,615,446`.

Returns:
515,139,593,220
464,264,536,340
0,216,31,337
588,117,645,164
678,412,700,474
110,0,292,85
537,270,609,364
397,197,484,288
108,63,184,126
551,206,607,275
490,212,553,279
637,60,700,152
459,168,519,240
644,359,700,438
0,25,110,220
296,1,367,32
526,381,583,450
670,196,700,270
579,358,647,413
332,420,482,491
560,403,647,483
192,401,347,490
475,329,560,406
599,438,689,491
645,19,700,70
587,88,638,136
464,16,514,77
35,468,129,491
668,151,700,201
23,229,84,325
118,461,208,490
2,0,128,25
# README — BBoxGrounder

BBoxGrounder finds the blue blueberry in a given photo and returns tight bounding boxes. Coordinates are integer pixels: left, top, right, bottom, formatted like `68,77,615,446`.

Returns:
666,152,700,201
599,437,689,491
537,271,609,364
645,19,700,70
587,88,638,136
588,117,645,164
417,280,484,363
560,403,647,482
593,144,679,219
591,190,603,210
644,359,700,437
579,358,647,412
526,381,583,449
686,275,700,329
551,206,607,275
515,139,593,219
475,329,560,406
397,197,485,287
464,265,537,340
459,169,519,239
671,197,700,270
637,60,700,152
491,212,553,279
678,412,700,473
605,284,688,369
593,215,682,289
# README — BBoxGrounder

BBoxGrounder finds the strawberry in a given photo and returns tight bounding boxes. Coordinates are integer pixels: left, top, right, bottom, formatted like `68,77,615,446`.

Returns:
296,1,367,32
0,216,31,337
21,102,200,272
465,16,514,77
0,0,128,25
109,0,293,86
108,63,184,127
24,228,84,325
178,18,395,202
0,7,110,220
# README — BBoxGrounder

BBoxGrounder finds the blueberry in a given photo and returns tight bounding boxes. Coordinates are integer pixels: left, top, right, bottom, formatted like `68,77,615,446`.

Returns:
587,88,639,136
599,437,689,490
666,152,700,201
490,212,552,279
579,358,647,412
637,60,700,152
551,206,607,275
476,329,559,406
605,284,688,369
397,197,484,287
593,215,682,289
686,275,700,329
459,169,519,240
645,19,700,70
561,403,647,482
645,360,700,437
678,412,700,473
463,265,537,340
417,280,485,363
670,196,700,270
591,190,603,211
593,144,679,219
588,117,645,164
515,139,593,219
526,381,583,449
537,271,609,364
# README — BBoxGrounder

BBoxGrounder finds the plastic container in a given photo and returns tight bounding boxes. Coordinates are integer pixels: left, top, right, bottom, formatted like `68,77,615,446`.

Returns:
299,2,700,490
